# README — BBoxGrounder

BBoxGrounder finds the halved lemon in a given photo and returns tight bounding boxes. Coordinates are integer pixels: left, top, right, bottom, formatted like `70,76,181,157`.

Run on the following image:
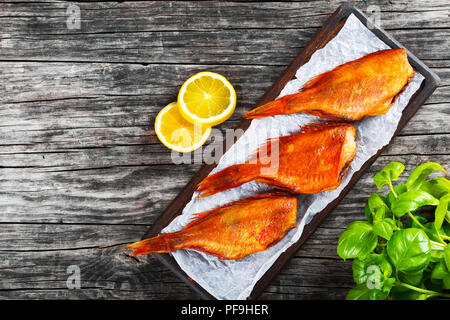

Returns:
155,102,211,153
178,71,236,127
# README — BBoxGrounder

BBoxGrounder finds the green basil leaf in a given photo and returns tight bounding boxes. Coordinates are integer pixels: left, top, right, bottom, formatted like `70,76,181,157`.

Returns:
383,277,396,293
435,194,450,231
391,190,439,218
424,222,446,243
430,261,450,290
387,228,431,273
406,162,446,191
398,270,423,286
387,184,407,207
431,260,450,280
373,218,395,240
431,248,444,263
369,287,390,300
366,194,391,222
352,254,392,285
373,206,386,223
351,255,394,300
444,276,450,289
337,221,378,260
421,177,450,199
424,277,444,293
373,162,405,190
346,284,371,300
444,244,450,271
352,259,371,285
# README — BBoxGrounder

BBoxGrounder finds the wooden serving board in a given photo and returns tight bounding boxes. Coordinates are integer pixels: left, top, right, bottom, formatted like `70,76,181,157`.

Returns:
142,2,440,300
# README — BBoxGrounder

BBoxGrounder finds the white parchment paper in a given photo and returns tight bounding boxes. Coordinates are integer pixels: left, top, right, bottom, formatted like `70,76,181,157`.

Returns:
162,14,425,300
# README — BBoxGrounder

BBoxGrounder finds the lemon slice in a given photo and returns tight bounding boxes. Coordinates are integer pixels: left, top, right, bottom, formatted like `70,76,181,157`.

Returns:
178,71,236,127
155,102,211,153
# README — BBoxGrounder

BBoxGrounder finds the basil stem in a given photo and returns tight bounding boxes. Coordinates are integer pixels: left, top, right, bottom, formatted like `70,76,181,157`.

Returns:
397,282,450,299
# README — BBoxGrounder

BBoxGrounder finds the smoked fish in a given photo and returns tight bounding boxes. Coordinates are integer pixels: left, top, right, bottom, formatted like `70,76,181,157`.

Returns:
196,122,356,198
245,49,414,120
125,192,297,260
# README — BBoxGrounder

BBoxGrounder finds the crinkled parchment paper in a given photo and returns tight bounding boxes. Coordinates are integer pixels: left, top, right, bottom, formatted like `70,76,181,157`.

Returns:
162,14,425,300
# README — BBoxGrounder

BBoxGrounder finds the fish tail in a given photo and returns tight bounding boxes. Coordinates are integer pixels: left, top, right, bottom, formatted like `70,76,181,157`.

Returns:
125,232,182,256
244,98,289,119
196,164,256,198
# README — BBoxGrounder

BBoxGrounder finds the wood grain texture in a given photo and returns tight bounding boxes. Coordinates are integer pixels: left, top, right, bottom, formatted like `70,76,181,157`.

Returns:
0,1,448,299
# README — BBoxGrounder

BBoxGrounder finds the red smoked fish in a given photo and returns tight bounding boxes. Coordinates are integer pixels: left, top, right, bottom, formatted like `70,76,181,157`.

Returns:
125,192,297,260
245,49,414,120
196,122,356,198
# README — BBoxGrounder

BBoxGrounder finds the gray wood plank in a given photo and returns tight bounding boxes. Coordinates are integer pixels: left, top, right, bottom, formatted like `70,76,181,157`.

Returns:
0,248,203,299
0,0,448,300
0,62,448,148
0,155,447,245
0,1,449,65
0,247,352,299
1,1,449,33
1,27,448,66
0,133,448,170
2,154,446,299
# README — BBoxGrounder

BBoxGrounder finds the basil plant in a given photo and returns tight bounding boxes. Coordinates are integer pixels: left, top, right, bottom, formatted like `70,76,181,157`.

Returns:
337,162,450,300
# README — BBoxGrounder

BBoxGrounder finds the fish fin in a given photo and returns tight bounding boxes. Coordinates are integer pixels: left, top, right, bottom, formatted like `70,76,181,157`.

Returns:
248,137,279,160
125,233,176,256
299,59,356,92
244,99,288,119
254,177,298,193
245,67,342,119
298,122,353,134
184,209,217,229
196,164,257,198
303,109,352,120
299,72,331,91
224,191,293,205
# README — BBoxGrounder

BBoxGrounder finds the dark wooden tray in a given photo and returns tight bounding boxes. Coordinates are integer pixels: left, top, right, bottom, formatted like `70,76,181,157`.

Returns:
142,2,440,300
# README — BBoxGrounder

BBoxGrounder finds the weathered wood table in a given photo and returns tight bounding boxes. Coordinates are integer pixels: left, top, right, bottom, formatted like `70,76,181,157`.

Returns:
1,1,449,300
